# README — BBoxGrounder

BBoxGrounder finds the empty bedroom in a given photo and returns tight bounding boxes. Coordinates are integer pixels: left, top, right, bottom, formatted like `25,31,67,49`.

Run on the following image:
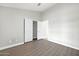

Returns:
0,3,79,56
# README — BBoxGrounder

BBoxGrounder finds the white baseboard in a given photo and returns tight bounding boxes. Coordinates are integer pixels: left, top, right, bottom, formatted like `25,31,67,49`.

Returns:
48,39,79,50
0,42,24,50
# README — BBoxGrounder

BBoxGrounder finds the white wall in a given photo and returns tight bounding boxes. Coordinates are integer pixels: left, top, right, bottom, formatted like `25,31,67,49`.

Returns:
42,3,79,49
0,6,41,49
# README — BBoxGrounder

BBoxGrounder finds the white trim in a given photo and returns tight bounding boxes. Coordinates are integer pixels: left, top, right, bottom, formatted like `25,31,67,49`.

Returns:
0,42,24,50
48,39,79,50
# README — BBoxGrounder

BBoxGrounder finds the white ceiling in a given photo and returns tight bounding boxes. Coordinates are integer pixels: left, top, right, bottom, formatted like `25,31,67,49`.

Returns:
0,3,55,12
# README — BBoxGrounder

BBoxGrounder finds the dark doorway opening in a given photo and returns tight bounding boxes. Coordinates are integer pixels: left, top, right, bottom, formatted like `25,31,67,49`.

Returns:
33,21,37,40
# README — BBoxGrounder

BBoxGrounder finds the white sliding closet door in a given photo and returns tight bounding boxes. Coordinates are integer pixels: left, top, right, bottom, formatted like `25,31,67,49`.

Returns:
25,18,33,42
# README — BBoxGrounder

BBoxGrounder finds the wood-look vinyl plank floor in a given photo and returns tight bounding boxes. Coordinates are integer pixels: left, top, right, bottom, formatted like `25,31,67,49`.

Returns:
0,39,79,56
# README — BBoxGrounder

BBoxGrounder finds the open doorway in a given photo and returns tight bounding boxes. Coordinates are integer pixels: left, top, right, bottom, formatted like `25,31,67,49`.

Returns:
33,21,37,40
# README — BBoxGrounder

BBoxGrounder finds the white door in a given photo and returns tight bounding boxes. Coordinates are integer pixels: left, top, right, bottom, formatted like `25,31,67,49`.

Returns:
37,20,48,40
25,18,33,42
